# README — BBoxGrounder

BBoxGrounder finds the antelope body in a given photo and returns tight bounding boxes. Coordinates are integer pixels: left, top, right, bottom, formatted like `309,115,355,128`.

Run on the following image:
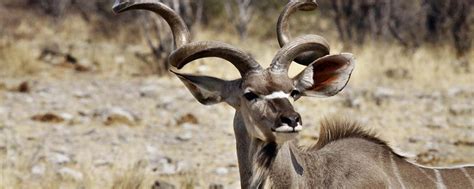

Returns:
113,0,474,188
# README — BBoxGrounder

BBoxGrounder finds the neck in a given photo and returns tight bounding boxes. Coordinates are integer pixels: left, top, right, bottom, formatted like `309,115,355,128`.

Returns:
233,112,253,188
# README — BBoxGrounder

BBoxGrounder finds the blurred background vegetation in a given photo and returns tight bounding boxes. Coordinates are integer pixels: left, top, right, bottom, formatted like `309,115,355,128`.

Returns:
0,0,472,76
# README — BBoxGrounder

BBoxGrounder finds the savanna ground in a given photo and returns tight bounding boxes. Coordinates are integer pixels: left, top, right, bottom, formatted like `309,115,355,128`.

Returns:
1,2,474,189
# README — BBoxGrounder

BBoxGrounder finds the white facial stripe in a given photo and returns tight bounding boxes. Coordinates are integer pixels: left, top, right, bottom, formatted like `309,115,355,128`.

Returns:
263,91,290,100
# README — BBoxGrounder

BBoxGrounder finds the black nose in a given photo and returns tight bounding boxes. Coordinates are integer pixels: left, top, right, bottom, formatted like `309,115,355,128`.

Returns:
280,112,301,127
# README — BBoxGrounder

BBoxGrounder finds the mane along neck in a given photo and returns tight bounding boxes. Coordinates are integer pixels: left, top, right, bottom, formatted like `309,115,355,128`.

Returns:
311,118,404,159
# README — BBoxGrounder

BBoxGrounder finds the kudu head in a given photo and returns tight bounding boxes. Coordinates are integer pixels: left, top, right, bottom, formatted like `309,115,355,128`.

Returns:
113,0,355,144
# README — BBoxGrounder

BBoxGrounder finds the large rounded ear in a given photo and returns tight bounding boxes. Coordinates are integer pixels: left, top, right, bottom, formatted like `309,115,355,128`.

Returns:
293,53,355,97
173,71,234,105
171,71,241,106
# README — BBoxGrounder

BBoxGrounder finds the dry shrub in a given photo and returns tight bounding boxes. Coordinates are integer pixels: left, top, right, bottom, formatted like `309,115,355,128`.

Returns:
0,43,44,76
424,0,473,56
112,161,150,189
328,0,473,55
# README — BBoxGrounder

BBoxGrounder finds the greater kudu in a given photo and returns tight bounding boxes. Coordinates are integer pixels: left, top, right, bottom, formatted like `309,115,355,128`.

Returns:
113,0,474,188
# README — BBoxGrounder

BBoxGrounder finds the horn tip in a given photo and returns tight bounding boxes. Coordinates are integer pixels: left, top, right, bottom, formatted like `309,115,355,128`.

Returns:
169,69,179,75
299,0,318,11
112,0,132,14
170,60,185,70
169,61,184,69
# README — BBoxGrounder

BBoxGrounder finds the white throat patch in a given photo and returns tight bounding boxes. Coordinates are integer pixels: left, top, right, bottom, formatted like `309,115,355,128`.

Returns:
263,91,290,100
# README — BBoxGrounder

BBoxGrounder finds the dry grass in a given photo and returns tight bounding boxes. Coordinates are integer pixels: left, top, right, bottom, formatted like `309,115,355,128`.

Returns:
0,9,153,78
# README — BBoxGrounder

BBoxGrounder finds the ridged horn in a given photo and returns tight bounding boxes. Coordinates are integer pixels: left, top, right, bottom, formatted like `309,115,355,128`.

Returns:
169,41,262,76
277,0,329,66
271,35,328,73
113,0,190,49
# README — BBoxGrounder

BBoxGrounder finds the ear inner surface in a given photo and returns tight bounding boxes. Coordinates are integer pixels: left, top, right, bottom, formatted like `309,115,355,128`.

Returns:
173,71,229,105
293,53,355,97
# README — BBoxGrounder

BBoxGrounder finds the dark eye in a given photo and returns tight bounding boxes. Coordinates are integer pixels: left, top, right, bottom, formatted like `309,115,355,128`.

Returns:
290,90,301,99
243,92,259,101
